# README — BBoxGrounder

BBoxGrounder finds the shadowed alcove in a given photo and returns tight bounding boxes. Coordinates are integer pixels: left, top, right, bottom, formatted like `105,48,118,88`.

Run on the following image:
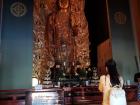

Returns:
85,0,110,67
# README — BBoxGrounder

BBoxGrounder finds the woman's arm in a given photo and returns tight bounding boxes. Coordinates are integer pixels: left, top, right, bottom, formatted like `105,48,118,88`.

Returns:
98,75,104,92
119,76,124,88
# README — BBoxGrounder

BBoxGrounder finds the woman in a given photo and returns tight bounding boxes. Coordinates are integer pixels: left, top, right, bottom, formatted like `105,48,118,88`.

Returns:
98,59,124,105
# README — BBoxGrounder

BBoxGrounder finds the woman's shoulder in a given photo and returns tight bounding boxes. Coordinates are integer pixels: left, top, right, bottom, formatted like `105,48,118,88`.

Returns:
100,75,106,80
118,76,124,87
119,76,124,82
119,76,123,80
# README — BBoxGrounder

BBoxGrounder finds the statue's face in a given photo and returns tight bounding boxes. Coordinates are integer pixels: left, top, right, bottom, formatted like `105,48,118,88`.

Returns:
56,65,60,68
59,0,69,9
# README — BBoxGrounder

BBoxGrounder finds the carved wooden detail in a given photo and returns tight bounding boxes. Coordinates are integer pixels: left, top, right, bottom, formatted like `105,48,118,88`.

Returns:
33,0,90,83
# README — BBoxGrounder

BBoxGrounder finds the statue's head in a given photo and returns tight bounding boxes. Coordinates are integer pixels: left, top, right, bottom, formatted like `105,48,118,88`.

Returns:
59,0,69,9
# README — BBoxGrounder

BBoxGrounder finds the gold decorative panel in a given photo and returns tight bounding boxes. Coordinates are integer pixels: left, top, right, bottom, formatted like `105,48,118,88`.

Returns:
33,0,90,83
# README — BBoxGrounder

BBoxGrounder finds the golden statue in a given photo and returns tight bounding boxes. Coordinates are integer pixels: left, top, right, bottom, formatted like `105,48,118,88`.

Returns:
46,0,73,68
33,0,57,83
70,0,90,67
33,0,90,83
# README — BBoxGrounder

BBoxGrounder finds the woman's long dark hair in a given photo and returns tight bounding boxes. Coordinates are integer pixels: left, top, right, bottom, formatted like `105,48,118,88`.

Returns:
105,59,120,86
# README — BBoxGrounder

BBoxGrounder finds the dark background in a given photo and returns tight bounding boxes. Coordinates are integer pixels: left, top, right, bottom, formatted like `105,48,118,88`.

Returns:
85,0,109,67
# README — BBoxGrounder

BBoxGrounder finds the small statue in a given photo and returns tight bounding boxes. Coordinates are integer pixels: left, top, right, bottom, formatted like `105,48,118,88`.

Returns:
91,67,99,86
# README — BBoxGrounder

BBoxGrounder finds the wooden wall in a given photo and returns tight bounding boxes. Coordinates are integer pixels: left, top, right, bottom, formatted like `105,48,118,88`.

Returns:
130,0,140,72
130,0,140,55
97,39,112,75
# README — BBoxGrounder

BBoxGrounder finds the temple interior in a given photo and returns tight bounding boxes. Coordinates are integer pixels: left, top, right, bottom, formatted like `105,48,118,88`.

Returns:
0,0,140,105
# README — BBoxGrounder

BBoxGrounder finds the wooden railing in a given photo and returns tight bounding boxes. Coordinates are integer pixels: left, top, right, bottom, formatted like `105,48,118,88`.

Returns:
65,85,138,105
0,89,28,105
64,86,103,105
0,85,138,105
0,88,64,105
